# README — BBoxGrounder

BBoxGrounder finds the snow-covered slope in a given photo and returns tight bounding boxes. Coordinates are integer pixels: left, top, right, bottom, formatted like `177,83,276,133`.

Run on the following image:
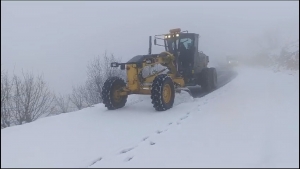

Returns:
269,40,299,71
1,66,299,168
276,40,299,70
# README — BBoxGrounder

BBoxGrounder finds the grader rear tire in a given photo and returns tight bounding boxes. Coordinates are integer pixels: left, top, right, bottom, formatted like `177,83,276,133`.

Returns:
199,67,217,92
200,68,211,92
101,77,128,110
151,74,175,111
209,67,217,90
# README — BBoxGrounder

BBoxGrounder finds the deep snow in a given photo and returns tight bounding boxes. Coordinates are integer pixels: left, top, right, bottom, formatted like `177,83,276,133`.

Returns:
1,66,299,168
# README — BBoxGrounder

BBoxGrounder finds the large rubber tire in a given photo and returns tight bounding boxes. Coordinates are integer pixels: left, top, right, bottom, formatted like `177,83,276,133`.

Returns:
151,74,175,111
101,77,128,110
209,67,217,90
200,68,211,92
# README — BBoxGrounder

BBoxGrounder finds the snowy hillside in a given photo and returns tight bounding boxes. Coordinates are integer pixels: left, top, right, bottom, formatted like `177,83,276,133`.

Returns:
269,40,299,71
276,40,299,70
1,66,299,168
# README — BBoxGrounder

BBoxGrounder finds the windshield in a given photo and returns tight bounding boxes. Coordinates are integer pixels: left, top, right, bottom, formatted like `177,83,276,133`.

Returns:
165,37,194,53
179,38,193,49
165,39,178,52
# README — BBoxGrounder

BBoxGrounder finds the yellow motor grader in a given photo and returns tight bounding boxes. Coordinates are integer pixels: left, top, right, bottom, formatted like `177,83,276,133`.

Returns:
101,28,217,111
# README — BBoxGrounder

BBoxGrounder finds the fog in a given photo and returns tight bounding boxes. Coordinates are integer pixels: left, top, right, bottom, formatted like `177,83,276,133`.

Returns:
1,1,299,94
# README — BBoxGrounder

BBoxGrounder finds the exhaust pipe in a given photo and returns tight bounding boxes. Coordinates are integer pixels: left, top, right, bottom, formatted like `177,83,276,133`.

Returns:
148,36,152,55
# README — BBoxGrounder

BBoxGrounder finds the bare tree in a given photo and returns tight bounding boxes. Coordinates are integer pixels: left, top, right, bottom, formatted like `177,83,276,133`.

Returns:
54,93,70,114
10,72,55,124
80,82,98,107
69,82,102,110
1,70,13,128
69,51,125,110
86,51,125,105
84,80,102,105
69,85,86,110
246,28,285,67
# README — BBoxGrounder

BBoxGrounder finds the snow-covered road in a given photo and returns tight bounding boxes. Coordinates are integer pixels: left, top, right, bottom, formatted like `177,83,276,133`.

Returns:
1,66,299,168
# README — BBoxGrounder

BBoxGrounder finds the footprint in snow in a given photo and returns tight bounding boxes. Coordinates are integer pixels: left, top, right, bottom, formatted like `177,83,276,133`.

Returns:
142,136,149,141
168,122,173,125
180,116,188,120
158,129,168,134
150,141,156,145
120,147,134,154
156,130,163,134
89,157,102,166
125,156,134,162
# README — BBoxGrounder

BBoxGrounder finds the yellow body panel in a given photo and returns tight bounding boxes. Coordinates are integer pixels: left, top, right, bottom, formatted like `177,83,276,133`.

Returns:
119,51,185,96
126,64,140,92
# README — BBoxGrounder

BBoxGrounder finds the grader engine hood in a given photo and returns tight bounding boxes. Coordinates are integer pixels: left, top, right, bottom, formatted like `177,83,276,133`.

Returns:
126,54,160,66
110,54,160,70
111,52,176,77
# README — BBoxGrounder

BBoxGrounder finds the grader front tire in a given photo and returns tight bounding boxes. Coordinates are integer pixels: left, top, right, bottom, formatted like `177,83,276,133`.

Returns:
101,77,128,110
151,74,175,111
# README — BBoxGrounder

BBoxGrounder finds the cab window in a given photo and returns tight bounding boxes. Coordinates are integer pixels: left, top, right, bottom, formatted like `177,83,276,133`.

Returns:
179,38,193,50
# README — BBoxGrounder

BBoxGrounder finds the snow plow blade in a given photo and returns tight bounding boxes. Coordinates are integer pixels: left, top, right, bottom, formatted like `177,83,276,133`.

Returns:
176,87,200,97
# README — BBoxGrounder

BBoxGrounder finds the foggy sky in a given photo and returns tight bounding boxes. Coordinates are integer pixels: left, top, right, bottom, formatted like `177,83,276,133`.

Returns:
1,1,299,95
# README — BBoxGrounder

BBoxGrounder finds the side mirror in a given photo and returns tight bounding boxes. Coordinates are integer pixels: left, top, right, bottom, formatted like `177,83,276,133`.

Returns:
111,62,119,68
154,39,157,45
120,63,125,70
